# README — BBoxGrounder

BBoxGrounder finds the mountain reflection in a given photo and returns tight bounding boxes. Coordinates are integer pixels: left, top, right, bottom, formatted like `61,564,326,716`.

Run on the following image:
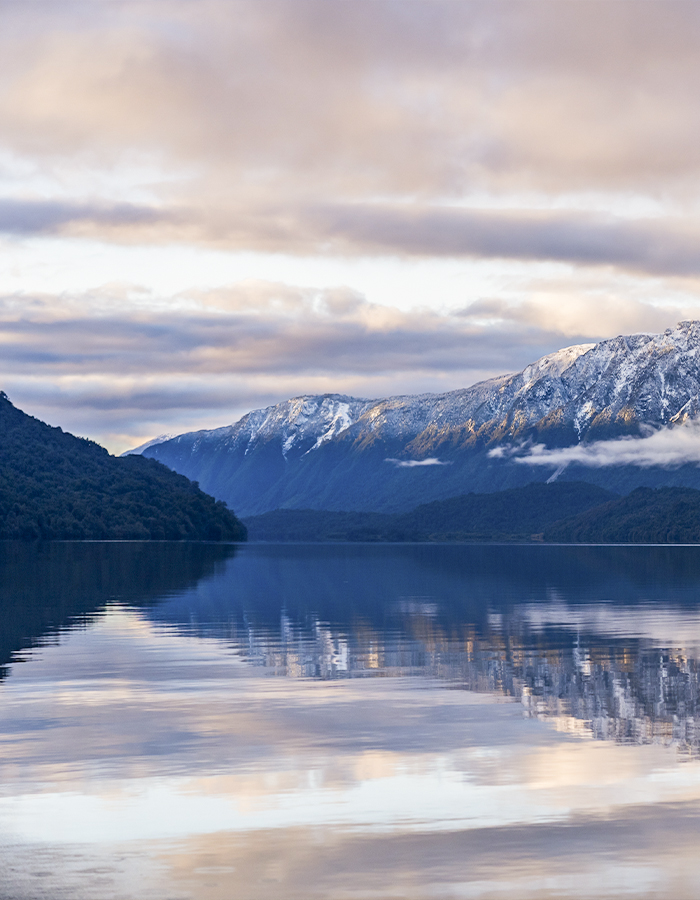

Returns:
4,542,700,753
149,544,700,754
0,541,236,676
176,609,700,754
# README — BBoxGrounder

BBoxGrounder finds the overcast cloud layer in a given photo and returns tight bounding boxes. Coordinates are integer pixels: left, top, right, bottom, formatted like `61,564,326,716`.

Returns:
3,1,700,449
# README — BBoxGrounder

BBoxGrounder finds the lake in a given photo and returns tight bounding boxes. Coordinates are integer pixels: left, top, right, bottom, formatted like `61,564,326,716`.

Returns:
2,541,700,899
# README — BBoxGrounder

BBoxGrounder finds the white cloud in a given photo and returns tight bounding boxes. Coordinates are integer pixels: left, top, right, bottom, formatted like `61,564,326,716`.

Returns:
385,457,451,468
495,423,700,471
5,2,700,450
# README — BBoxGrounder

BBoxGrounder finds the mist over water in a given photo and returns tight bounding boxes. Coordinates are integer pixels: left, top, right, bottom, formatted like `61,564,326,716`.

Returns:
2,542,700,898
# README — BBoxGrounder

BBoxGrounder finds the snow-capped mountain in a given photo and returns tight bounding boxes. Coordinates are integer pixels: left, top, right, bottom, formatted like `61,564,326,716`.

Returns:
130,321,700,515
170,394,376,462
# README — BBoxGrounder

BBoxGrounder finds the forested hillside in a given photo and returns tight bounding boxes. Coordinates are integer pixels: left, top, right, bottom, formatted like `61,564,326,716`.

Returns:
0,393,247,541
245,482,700,544
545,487,700,543
244,482,616,542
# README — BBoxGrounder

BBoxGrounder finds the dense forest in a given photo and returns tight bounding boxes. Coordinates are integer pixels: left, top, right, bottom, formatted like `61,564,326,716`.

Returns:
245,481,700,544
0,393,247,541
244,481,616,542
545,487,700,543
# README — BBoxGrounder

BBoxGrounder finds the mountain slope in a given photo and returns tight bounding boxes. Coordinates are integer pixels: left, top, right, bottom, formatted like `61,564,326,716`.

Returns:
0,393,247,540
133,321,700,515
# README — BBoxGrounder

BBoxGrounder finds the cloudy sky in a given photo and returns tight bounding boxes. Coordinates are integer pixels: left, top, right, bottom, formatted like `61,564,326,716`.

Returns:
3,0,700,451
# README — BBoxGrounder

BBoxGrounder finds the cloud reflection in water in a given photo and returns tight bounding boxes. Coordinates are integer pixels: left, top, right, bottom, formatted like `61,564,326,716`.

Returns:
2,543,700,898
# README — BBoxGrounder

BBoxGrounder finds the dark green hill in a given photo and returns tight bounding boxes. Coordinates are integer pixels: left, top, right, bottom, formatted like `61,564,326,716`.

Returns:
244,508,395,542
545,486,700,543
0,393,247,541
244,481,616,542
399,480,616,538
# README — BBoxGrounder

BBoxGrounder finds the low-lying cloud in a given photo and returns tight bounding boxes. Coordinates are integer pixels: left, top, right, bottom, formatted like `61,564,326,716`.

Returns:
385,458,451,468
497,423,700,471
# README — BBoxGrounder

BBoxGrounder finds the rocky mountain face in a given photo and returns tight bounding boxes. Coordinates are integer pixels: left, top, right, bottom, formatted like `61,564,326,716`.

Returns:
132,321,700,515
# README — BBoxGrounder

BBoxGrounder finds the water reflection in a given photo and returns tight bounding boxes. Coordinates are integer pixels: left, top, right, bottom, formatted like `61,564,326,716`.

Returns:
215,616,700,755
3,543,700,899
149,544,700,754
0,541,235,675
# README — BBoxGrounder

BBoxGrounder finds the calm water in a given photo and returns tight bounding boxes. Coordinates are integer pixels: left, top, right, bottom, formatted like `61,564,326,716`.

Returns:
3,543,700,898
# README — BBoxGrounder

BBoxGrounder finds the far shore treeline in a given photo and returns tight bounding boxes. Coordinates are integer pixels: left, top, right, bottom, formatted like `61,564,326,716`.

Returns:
0,393,247,541
244,482,700,545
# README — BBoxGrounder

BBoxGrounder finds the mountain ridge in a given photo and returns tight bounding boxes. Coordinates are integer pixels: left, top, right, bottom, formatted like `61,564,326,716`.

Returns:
131,321,700,515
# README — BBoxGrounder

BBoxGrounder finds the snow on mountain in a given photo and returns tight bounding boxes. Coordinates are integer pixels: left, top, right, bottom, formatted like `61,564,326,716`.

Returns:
122,433,175,456
130,322,700,514
143,394,375,463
